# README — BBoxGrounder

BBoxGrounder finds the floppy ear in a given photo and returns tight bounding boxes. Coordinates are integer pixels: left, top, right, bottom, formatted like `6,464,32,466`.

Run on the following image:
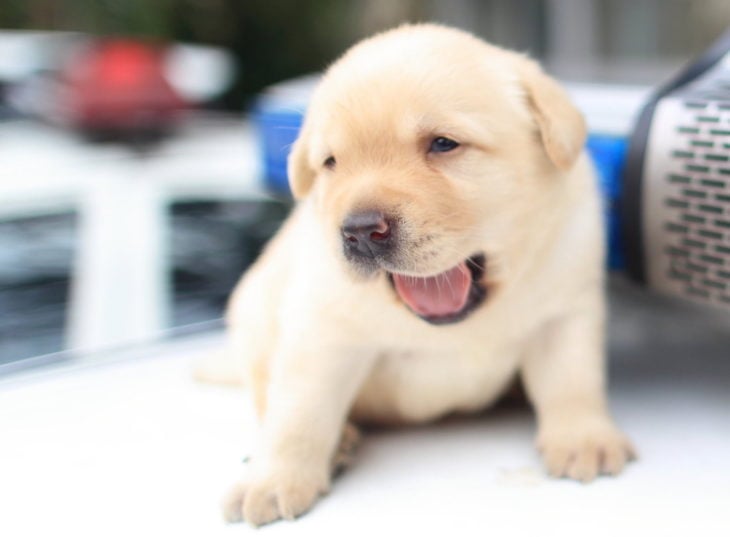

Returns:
519,61,587,170
287,131,316,199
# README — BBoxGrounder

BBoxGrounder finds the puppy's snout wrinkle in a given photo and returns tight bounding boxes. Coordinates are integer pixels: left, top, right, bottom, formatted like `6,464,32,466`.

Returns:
342,211,392,258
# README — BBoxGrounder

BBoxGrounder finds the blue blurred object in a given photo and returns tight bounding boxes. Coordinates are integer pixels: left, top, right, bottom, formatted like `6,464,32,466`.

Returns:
253,105,301,194
252,75,315,195
586,134,629,270
253,94,629,270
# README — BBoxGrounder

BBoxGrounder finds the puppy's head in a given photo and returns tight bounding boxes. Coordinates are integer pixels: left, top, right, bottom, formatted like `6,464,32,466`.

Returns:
288,24,586,324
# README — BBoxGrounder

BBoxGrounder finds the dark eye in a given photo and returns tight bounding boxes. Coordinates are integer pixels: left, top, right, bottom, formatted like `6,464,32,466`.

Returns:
429,137,460,153
323,156,336,169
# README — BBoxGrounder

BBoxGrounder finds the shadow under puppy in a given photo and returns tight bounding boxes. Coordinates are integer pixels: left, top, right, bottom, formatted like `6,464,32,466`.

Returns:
207,23,636,526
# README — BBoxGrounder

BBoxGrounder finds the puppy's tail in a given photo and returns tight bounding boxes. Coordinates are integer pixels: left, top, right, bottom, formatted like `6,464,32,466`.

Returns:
192,345,246,387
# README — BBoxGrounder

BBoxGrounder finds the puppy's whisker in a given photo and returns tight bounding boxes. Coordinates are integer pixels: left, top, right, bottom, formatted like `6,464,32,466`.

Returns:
466,257,485,271
443,271,456,299
432,272,439,289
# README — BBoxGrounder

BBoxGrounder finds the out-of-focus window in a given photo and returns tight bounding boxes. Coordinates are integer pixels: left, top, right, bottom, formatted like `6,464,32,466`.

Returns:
0,214,76,364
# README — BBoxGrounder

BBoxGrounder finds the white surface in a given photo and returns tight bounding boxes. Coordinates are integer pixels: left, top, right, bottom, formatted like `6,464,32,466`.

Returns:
0,31,79,83
165,44,236,102
1,317,728,537
68,173,169,350
0,116,263,220
565,82,650,136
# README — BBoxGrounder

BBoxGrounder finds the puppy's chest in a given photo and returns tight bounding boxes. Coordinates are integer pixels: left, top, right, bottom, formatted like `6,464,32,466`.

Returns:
353,294,541,421
362,341,521,422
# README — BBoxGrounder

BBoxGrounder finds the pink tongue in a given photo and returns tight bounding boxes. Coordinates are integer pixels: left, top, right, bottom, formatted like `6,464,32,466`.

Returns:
392,262,471,318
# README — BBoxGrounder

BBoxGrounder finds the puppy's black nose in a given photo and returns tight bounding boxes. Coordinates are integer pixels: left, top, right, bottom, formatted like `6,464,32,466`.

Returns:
342,211,392,258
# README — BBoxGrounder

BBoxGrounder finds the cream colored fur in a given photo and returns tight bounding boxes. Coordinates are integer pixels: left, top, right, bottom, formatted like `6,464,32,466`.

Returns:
206,24,635,526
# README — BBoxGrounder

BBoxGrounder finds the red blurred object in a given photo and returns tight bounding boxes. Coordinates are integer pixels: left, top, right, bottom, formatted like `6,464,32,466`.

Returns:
62,39,186,138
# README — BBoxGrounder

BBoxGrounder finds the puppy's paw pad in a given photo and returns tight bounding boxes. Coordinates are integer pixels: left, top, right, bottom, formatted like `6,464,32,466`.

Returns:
538,423,636,482
222,471,327,526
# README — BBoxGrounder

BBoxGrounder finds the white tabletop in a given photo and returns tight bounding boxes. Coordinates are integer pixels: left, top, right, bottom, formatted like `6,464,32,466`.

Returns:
1,279,728,536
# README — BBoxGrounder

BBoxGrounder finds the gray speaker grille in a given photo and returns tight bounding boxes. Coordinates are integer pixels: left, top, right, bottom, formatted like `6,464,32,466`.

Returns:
644,96,730,307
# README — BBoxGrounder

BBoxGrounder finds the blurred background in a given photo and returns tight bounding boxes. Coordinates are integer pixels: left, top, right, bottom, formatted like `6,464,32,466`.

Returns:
1,0,729,369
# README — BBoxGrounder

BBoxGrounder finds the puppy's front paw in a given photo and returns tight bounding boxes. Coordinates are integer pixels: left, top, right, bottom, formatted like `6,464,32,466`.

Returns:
222,466,329,526
537,419,636,482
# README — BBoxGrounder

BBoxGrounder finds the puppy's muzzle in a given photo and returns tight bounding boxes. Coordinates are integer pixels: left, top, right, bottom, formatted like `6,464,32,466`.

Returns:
341,211,392,259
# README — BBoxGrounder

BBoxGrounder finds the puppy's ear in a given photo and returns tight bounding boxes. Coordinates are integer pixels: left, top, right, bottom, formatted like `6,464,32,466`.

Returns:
518,60,587,170
287,131,316,199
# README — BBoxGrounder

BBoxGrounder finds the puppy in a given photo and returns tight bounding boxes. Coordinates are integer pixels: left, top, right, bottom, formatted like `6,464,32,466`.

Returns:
217,24,635,525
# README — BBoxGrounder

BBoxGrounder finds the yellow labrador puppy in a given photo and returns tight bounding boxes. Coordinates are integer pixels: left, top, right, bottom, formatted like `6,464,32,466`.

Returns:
218,24,635,525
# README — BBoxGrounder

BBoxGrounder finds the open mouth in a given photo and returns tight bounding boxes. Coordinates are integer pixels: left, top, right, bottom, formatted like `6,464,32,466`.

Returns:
388,254,487,325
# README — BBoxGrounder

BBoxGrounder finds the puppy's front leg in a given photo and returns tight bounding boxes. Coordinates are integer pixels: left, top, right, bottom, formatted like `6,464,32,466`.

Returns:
521,296,635,482
223,336,375,526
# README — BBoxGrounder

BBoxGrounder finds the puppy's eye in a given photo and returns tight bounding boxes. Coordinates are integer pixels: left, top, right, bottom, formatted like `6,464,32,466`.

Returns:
323,156,336,169
429,137,460,153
